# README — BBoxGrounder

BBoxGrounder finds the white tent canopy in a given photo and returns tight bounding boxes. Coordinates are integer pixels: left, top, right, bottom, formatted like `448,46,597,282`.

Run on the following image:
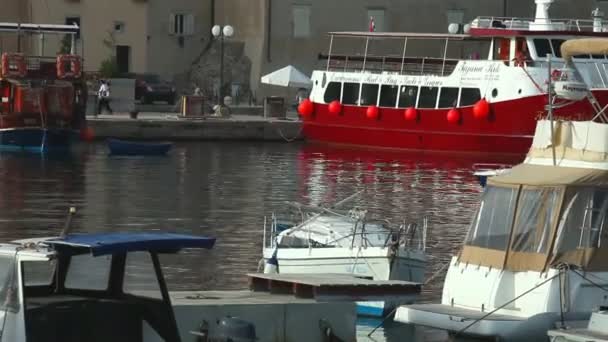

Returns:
260,65,312,88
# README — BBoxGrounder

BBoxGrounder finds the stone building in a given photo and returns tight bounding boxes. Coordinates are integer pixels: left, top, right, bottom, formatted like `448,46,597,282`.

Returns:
26,0,213,81
1,0,607,104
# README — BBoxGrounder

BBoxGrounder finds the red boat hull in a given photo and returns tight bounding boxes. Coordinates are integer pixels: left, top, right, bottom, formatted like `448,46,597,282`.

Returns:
302,92,608,155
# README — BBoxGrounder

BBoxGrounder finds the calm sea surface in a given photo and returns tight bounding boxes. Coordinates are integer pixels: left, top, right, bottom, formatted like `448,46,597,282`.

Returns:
0,141,522,341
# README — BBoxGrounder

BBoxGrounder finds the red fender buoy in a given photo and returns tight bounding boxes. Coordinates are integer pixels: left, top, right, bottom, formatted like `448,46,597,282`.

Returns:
404,107,418,121
473,98,490,120
328,100,342,115
447,108,461,124
366,105,379,120
298,98,314,117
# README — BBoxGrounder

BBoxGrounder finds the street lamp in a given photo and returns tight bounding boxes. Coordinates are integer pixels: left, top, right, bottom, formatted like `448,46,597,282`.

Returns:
211,24,234,112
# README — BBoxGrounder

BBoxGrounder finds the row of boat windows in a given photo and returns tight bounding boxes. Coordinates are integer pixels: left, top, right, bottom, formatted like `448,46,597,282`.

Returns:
323,82,482,109
534,38,608,60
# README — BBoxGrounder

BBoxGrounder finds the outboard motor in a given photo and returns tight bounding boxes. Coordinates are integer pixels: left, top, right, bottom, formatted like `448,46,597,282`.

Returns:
210,316,257,342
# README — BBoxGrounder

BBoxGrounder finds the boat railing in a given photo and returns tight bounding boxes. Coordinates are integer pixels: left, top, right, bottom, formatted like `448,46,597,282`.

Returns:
471,15,608,32
264,213,428,251
322,54,461,76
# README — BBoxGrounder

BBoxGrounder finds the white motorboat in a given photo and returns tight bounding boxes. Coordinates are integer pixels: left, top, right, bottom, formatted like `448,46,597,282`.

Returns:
548,308,608,342
395,38,608,340
262,195,428,317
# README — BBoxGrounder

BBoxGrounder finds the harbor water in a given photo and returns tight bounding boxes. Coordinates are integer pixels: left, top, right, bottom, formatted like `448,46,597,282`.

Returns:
0,141,521,341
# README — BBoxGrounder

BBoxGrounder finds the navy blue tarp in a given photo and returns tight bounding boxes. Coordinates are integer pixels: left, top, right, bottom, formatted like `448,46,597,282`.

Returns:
45,232,216,256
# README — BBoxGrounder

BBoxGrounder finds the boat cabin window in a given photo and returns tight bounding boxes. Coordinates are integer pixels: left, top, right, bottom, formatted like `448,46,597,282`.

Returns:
459,88,481,106
123,251,162,299
510,188,560,253
465,186,518,250
554,188,608,253
418,87,439,109
497,38,510,61
398,86,418,108
324,82,341,103
438,87,459,109
342,83,360,105
379,85,398,107
65,254,111,291
360,84,379,106
22,260,56,286
0,255,19,312
551,39,565,58
534,39,553,58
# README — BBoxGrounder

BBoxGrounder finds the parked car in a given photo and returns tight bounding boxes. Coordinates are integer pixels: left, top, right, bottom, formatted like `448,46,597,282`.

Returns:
135,73,176,105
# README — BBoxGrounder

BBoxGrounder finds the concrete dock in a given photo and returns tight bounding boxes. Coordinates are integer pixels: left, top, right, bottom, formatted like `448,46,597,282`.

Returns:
145,290,356,342
86,112,303,141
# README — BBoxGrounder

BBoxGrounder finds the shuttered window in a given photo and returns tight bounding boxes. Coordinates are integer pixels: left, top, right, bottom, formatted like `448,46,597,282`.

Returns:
169,13,194,36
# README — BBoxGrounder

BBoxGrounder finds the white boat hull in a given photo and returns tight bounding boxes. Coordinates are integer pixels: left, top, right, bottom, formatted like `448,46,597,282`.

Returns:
263,246,426,316
395,257,608,340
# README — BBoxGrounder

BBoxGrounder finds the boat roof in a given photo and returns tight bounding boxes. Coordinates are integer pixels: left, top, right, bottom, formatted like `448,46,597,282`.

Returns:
0,22,79,35
43,232,216,256
327,31,479,40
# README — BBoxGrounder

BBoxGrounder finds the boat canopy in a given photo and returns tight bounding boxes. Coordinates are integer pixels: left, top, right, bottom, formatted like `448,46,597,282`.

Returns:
561,38,608,63
460,162,608,272
45,232,216,256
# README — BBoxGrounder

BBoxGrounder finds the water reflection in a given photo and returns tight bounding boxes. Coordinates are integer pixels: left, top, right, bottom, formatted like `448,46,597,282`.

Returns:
0,141,524,341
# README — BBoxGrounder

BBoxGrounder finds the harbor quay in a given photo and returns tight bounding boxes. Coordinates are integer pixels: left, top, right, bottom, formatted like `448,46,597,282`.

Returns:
86,111,304,141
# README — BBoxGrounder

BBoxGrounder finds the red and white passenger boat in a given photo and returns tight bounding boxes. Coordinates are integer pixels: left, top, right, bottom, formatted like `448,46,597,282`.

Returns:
298,0,608,155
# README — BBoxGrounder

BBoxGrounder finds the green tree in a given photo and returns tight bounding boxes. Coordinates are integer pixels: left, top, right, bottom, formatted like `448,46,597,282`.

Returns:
59,35,72,54
98,31,120,78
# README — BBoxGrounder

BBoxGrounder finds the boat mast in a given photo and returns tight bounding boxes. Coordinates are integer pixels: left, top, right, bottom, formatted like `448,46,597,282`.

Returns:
326,34,334,72
547,53,556,166
400,37,408,74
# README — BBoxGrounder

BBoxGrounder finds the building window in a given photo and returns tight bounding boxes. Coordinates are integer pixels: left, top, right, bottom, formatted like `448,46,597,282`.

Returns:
446,9,465,25
65,16,80,39
114,21,125,33
169,13,194,36
293,5,311,38
367,9,386,32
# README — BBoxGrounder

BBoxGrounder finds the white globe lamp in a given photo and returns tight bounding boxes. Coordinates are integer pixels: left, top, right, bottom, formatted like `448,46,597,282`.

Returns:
211,25,221,37
223,25,234,37
448,23,460,34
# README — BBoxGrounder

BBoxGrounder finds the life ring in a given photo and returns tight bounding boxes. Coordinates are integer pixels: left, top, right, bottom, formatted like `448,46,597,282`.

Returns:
56,54,82,79
1,53,27,78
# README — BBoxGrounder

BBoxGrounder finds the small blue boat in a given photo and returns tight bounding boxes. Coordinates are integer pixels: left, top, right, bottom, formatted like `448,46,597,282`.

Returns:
107,138,172,156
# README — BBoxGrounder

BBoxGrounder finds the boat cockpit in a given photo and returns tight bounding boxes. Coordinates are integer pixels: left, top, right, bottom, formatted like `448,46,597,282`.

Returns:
0,232,215,342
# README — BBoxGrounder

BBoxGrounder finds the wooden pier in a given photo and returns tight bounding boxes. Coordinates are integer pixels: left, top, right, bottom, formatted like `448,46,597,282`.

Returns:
247,273,421,302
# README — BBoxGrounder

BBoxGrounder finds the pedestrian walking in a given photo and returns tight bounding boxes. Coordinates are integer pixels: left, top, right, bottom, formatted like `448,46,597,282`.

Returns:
97,80,113,115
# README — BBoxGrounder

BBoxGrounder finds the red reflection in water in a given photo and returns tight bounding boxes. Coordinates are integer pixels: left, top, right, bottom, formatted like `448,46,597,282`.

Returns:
296,143,523,204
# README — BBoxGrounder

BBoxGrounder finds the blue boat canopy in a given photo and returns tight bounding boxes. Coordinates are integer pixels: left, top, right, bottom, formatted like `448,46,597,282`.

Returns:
45,232,216,256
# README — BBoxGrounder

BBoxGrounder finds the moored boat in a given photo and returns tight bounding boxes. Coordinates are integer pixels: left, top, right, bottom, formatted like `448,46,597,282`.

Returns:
393,38,608,341
262,193,428,317
299,0,608,155
0,23,87,153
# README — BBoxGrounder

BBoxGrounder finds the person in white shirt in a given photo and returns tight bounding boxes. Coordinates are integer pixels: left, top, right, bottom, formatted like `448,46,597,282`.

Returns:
96,80,112,115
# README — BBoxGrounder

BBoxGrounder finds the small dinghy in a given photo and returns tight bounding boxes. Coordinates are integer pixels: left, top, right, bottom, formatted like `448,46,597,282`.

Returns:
107,138,172,156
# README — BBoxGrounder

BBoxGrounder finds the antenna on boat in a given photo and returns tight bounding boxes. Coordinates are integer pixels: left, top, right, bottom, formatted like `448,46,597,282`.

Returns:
60,207,77,238
547,53,557,166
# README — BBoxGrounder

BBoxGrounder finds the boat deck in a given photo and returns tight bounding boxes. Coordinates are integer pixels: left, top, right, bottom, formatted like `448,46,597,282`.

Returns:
247,273,421,301
548,328,608,342
401,303,526,322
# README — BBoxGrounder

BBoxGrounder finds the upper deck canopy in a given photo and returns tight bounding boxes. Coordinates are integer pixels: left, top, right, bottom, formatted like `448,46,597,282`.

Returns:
45,232,216,256
328,31,476,40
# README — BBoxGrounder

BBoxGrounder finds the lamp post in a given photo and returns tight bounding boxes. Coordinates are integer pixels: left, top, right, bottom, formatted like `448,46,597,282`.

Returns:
211,24,234,111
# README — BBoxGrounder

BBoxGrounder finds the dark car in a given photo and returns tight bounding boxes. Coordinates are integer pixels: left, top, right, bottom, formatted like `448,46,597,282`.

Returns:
135,73,176,105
